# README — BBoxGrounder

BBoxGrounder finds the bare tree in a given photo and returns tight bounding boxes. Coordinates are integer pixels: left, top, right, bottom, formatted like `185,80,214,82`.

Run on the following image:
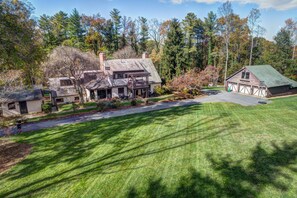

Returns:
218,1,234,85
113,46,137,59
248,8,262,65
149,19,165,52
43,46,100,104
285,18,297,59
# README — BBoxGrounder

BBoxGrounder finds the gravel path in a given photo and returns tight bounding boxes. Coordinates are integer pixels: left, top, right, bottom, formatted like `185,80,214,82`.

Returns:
0,91,269,135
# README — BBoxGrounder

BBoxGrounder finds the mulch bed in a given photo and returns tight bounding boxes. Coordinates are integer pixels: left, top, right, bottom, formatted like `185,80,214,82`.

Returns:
0,140,32,174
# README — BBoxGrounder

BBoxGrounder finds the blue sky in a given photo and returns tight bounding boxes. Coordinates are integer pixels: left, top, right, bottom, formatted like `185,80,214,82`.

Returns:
29,0,297,41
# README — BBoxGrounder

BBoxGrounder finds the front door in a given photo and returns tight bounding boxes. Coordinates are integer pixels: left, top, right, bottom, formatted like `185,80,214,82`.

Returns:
19,101,28,114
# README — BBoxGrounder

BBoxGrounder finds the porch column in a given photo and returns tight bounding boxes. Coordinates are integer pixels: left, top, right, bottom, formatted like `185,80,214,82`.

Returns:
95,90,98,100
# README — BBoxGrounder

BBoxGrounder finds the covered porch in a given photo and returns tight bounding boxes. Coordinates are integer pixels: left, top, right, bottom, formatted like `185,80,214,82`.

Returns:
127,72,150,98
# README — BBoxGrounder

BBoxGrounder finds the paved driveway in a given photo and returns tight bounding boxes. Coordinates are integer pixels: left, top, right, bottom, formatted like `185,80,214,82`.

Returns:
0,91,268,135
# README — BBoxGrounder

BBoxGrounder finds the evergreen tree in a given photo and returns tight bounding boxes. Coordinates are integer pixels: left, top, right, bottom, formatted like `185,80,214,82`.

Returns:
110,8,122,51
128,20,139,54
139,17,149,53
67,8,84,48
102,19,115,53
52,11,68,45
39,14,56,49
204,11,217,65
182,13,198,70
162,18,185,79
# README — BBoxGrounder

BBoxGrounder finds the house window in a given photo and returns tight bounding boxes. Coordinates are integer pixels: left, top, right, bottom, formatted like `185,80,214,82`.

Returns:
74,97,79,101
117,73,124,79
8,102,16,110
56,98,64,103
118,88,124,95
60,79,73,86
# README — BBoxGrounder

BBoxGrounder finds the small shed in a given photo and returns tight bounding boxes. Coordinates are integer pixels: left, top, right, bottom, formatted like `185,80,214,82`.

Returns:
0,89,43,117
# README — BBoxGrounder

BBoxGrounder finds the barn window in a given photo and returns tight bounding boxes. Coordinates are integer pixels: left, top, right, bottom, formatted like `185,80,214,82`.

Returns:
241,72,250,79
241,72,245,79
8,102,16,110
245,72,250,79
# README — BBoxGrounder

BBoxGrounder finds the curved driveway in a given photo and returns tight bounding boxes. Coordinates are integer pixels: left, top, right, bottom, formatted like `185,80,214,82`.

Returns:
0,91,268,135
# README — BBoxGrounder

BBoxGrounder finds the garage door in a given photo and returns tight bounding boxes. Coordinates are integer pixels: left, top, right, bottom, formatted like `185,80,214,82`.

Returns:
239,84,251,95
253,87,267,97
227,82,238,92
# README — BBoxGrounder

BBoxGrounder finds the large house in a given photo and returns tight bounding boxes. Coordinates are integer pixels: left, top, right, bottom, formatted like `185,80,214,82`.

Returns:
48,53,162,104
0,89,44,117
226,65,297,98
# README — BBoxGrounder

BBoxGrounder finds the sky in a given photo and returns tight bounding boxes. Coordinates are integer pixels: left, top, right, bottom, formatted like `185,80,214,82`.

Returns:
28,0,297,41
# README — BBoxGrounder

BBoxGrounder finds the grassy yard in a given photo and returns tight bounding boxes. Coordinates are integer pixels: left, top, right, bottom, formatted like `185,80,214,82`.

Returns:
1,96,297,197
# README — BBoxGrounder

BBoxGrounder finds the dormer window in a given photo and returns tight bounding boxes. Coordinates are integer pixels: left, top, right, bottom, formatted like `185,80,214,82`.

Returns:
241,72,250,80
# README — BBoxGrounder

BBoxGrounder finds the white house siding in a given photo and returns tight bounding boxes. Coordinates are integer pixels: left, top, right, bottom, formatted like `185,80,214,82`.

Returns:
1,100,43,117
27,100,43,114
112,87,128,98
56,95,79,104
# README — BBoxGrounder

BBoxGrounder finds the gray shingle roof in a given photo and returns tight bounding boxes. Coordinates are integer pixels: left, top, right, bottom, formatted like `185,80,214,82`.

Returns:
0,89,43,103
245,65,297,88
105,59,161,83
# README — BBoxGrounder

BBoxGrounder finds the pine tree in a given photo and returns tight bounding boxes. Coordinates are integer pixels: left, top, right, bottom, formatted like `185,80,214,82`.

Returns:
110,8,122,51
204,11,217,65
67,8,84,48
139,17,149,53
52,11,68,45
162,18,185,79
128,20,139,55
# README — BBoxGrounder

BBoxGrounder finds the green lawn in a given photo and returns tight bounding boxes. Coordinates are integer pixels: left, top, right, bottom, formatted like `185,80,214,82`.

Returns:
1,97,297,197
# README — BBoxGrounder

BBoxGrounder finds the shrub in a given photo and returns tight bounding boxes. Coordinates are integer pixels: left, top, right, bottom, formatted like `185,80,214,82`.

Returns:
72,102,79,111
154,85,172,96
131,99,137,106
97,101,108,112
42,103,52,113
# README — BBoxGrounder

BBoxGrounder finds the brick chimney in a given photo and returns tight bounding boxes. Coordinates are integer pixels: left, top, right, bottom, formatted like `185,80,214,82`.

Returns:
99,52,106,70
142,52,149,59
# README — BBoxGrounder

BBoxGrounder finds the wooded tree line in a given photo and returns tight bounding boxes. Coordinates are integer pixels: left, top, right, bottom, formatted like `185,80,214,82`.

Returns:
1,0,296,88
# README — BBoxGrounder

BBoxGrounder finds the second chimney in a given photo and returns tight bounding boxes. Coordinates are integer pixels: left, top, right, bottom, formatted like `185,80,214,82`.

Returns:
142,52,149,59
99,52,106,70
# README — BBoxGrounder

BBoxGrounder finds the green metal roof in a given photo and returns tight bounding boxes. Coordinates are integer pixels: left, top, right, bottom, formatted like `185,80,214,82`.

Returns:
245,65,297,88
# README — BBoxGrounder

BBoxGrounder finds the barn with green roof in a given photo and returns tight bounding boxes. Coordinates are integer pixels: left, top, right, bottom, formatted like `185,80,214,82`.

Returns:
226,65,297,97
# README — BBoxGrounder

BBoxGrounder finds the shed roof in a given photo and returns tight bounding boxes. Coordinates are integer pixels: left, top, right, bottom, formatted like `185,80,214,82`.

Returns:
245,65,297,88
0,89,43,103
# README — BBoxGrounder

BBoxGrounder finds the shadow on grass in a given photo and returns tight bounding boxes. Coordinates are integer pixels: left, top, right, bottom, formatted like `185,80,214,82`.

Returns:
0,104,239,197
127,140,297,198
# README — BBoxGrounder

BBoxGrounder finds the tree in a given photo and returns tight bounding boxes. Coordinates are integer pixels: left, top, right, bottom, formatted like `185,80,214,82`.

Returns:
284,18,297,60
128,20,139,54
110,8,122,51
162,18,185,79
149,19,163,52
0,0,44,85
67,8,84,48
248,8,262,65
218,1,234,85
113,46,137,59
182,12,198,69
139,17,149,53
204,11,217,65
43,46,100,104
52,11,68,45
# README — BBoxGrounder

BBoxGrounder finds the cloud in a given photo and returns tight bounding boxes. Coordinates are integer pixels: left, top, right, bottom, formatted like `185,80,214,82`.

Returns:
166,0,297,11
